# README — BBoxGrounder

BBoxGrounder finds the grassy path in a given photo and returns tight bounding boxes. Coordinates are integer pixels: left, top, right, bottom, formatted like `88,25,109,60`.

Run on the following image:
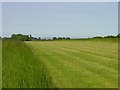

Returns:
26,40,118,88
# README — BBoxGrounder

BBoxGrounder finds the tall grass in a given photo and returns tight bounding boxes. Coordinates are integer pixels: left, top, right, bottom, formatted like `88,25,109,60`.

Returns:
2,40,53,88
0,39,2,89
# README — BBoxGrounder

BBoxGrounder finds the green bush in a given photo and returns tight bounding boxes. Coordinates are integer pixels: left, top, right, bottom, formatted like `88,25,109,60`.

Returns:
11,34,30,41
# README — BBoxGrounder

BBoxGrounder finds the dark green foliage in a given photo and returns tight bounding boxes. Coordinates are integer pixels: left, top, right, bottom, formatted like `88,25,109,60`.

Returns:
66,37,71,40
4,33,120,41
32,37,38,40
117,33,120,38
29,34,32,41
62,37,66,39
38,37,41,40
104,35,116,38
11,34,30,41
30,34,32,38
53,37,57,40
2,37,11,40
53,37,71,40
58,37,63,40
93,36,103,38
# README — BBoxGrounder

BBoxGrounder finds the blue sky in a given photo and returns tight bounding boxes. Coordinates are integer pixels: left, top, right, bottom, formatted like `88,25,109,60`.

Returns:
1,0,119,2
2,2,118,38
0,2,2,37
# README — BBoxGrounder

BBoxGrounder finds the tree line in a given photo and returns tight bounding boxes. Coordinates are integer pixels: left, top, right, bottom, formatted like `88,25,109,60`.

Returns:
1,33,120,41
2,34,71,41
93,34,120,38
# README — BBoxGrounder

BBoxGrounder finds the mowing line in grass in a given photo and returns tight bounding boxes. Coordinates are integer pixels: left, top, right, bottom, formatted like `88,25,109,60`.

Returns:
26,40,118,88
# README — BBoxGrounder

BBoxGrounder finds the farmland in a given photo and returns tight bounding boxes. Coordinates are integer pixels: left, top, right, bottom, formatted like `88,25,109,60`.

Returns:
2,38,118,88
2,40,53,88
0,39,2,89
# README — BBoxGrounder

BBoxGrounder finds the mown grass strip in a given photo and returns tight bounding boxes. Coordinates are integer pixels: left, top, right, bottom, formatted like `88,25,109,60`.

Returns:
26,40,118,88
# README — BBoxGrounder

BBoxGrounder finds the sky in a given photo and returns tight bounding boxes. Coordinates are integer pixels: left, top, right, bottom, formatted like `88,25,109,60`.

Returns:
0,2,2,37
1,0,119,2
2,2,118,38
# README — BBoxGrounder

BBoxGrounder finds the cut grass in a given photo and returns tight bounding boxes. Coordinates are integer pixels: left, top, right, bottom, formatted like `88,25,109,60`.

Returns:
2,39,118,88
2,40,53,88
26,39,118,88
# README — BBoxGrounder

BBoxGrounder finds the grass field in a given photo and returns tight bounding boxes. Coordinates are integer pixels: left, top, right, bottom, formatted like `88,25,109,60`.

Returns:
3,38,118,88
0,39,2,89
2,40,53,88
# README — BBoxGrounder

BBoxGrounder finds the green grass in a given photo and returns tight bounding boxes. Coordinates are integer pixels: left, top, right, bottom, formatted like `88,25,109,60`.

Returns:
0,39,2,89
26,38,118,88
2,40,53,88
3,38,118,88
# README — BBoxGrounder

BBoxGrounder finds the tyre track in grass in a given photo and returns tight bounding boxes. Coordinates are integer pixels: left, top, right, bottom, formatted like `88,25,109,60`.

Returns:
26,43,115,87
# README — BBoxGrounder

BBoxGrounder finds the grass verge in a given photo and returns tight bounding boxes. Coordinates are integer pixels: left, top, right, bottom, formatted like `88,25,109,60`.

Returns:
2,40,53,88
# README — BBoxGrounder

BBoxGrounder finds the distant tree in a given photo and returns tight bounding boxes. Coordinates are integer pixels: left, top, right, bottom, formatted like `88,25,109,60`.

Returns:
41,39,46,41
53,37,57,40
11,34,16,39
93,36,102,38
104,35,115,38
3,37,11,40
58,37,63,40
63,37,66,39
23,35,30,41
47,39,51,41
29,34,32,40
66,37,71,40
38,37,41,40
11,34,30,41
117,33,120,38
32,37,38,40
30,34,32,38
